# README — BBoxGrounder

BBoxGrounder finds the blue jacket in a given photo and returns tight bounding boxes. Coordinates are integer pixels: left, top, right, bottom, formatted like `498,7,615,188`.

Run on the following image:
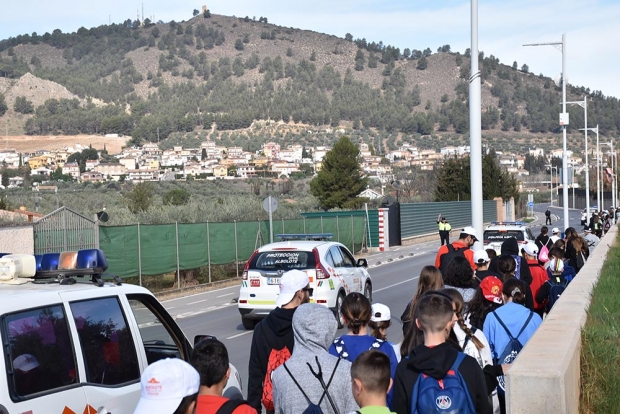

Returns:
483,302,542,362
329,335,398,407
547,260,576,283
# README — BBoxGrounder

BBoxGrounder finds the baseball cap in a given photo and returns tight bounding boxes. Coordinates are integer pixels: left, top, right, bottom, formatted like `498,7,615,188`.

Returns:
549,258,564,274
275,269,310,307
462,226,478,241
552,227,560,234
13,354,40,372
479,276,503,304
134,358,199,414
371,303,391,322
522,242,539,257
473,250,490,265
584,227,591,233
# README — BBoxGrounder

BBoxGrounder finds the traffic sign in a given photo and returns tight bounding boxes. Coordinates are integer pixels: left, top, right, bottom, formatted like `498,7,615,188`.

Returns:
527,201,534,207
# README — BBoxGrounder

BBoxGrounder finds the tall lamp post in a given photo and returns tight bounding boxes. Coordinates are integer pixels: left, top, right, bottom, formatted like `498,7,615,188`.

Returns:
525,34,569,230
603,141,616,209
469,0,483,247
568,96,589,214
545,164,558,205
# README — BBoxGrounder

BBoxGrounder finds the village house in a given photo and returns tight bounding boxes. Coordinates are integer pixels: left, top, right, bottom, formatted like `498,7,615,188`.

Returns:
62,162,81,180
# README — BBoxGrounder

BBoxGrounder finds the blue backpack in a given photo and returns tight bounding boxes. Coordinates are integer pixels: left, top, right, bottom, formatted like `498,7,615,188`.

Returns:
491,311,534,396
333,336,383,360
409,352,475,414
547,276,569,311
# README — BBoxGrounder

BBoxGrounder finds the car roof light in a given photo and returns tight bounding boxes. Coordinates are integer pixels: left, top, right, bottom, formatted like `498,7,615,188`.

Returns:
276,233,333,241
40,253,61,271
0,254,37,284
58,251,78,270
77,249,108,272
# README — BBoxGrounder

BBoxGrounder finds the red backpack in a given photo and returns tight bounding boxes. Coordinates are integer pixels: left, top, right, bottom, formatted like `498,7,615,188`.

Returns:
261,347,292,411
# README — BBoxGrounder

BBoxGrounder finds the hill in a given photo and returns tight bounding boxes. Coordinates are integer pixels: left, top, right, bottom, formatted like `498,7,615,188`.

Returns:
0,12,618,154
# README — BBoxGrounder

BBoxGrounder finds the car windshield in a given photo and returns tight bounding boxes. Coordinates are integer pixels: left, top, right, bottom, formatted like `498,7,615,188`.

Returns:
250,251,316,271
484,230,525,243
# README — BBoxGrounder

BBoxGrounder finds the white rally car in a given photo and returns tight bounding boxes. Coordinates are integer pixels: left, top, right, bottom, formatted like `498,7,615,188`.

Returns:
238,234,372,329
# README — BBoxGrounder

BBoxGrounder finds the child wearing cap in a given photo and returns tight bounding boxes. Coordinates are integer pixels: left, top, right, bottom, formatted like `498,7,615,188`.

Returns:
473,250,502,282
463,276,503,331
368,303,401,362
522,242,548,317
134,358,200,414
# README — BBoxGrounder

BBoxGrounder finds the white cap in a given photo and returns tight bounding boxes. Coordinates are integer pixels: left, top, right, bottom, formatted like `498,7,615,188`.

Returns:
522,243,539,257
473,250,490,264
134,358,200,414
552,227,560,234
549,258,564,274
371,303,391,322
13,354,39,372
275,269,310,307
461,226,478,241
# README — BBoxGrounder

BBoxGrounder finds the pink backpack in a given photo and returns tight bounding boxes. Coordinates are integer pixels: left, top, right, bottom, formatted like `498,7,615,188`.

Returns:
539,244,550,263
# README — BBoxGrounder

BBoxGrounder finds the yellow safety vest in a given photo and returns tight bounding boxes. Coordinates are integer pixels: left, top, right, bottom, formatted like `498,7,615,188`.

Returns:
438,222,451,231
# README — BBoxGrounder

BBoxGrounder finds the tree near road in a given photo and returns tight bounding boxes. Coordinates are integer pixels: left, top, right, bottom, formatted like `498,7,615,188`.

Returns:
310,136,368,210
125,182,154,213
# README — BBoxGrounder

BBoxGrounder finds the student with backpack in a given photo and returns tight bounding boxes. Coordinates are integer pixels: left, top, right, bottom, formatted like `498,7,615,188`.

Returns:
400,266,443,337
536,258,570,313
464,276,504,331
191,338,257,414
392,292,491,414
351,350,396,414
545,247,576,283
248,270,310,413
328,293,399,408
483,279,542,414
369,303,401,362
272,303,358,414
434,227,478,274
442,256,477,304
522,243,548,318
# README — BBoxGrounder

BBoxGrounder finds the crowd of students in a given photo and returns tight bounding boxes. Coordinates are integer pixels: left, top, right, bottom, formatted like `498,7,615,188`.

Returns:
135,225,594,414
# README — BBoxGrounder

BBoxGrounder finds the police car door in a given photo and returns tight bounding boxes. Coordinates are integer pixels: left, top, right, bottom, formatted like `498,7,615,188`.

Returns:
62,290,142,414
327,246,355,293
0,301,89,414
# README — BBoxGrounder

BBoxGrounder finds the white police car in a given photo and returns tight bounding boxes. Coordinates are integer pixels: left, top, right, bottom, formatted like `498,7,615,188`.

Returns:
0,250,242,414
483,221,536,254
238,234,372,329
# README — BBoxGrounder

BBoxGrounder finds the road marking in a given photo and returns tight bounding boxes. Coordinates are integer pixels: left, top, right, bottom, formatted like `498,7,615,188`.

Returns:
226,331,253,340
374,277,419,293
217,292,234,298
187,299,208,305
165,307,175,310
162,284,239,303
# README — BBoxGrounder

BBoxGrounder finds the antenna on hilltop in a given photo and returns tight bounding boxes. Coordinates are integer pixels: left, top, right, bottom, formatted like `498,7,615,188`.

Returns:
142,2,144,22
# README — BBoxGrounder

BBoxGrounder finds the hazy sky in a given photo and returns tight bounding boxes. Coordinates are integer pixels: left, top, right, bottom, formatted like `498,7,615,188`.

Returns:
1,0,619,99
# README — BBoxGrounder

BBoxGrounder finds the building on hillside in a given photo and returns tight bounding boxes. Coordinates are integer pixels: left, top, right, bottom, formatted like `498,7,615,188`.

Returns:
81,172,105,182
119,157,137,170
128,169,158,182
236,164,256,178
62,162,81,180
271,162,300,177
85,159,100,171
95,163,127,181
262,142,280,159
8,177,24,187
31,167,53,177
28,156,51,170
142,143,162,156
213,165,228,178
359,188,383,200
528,147,545,157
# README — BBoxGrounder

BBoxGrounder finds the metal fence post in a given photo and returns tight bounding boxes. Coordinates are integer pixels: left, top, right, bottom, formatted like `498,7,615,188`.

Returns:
321,216,324,233
303,216,306,233
282,218,285,234
234,220,239,278
207,221,212,283
62,209,68,251
175,222,180,289
336,216,340,242
351,215,354,254
137,223,142,286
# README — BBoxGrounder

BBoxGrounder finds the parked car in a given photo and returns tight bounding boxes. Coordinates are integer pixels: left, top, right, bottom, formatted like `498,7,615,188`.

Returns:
238,234,372,329
0,251,242,414
483,221,536,254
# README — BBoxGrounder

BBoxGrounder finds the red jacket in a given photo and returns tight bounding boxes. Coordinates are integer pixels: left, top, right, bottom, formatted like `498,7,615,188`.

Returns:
527,259,548,310
434,241,475,270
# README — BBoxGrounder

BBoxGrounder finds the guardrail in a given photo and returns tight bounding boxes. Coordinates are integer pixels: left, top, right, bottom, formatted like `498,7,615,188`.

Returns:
505,225,617,413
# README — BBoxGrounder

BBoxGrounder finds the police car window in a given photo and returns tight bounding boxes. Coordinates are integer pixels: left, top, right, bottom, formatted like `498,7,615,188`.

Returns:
128,298,181,365
252,251,315,270
70,297,140,385
526,229,535,240
4,304,77,399
338,246,355,267
483,230,524,242
329,247,345,267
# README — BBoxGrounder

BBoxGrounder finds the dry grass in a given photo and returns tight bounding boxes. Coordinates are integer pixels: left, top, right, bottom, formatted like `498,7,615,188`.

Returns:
1,134,129,154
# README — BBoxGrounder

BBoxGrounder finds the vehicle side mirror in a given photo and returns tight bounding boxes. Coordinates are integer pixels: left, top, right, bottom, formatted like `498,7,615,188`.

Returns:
194,334,217,346
356,258,368,268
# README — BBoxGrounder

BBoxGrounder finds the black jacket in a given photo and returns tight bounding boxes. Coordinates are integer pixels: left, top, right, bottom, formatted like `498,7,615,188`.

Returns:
393,342,491,414
247,306,296,413
489,237,534,310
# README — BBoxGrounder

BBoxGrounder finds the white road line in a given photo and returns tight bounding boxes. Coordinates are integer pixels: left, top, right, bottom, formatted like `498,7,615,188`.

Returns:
165,307,175,310
226,331,253,340
374,277,419,293
217,292,235,298
162,284,239,303
187,299,208,305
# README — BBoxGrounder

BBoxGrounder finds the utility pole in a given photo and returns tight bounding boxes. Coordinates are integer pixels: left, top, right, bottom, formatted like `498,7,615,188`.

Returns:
469,0,483,247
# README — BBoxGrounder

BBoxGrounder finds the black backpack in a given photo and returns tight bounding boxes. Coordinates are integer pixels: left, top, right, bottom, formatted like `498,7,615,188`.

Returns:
282,356,341,414
547,276,569,311
216,399,252,414
439,244,467,276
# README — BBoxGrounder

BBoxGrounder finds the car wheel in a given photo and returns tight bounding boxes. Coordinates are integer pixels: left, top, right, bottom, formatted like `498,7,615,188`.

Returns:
241,317,258,330
334,292,345,329
363,281,372,303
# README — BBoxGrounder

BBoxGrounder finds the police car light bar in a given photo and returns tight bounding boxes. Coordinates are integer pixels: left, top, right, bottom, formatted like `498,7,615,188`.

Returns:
276,233,334,241
489,221,527,226
0,254,37,284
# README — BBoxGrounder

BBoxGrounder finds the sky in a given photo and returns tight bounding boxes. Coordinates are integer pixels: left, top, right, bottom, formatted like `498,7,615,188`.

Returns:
1,0,619,100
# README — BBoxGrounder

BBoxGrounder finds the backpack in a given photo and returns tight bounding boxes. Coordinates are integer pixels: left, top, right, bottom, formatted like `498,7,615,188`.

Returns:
512,255,522,280
538,244,550,263
261,347,292,411
282,356,341,414
547,276,569,311
605,220,611,230
439,244,467,276
332,336,383,361
462,327,484,369
575,251,586,271
491,311,534,396
409,352,476,414
216,399,251,414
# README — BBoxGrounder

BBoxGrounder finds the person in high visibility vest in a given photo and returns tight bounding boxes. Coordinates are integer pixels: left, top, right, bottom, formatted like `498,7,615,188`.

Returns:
437,214,451,246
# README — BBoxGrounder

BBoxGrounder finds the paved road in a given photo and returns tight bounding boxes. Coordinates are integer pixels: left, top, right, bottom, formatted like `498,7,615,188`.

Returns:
529,203,583,234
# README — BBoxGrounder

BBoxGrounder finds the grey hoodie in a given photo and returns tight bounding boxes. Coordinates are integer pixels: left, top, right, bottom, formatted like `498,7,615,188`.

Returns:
272,303,359,414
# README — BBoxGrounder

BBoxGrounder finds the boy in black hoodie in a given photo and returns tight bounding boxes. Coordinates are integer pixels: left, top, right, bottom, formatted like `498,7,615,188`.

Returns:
488,237,535,310
392,293,491,414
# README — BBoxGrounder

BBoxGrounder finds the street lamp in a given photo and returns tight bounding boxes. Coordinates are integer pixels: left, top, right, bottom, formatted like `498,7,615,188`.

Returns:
567,96,589,214
525,34,569,230
570,161,576,209
545,164,558,205
603,141,616,209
